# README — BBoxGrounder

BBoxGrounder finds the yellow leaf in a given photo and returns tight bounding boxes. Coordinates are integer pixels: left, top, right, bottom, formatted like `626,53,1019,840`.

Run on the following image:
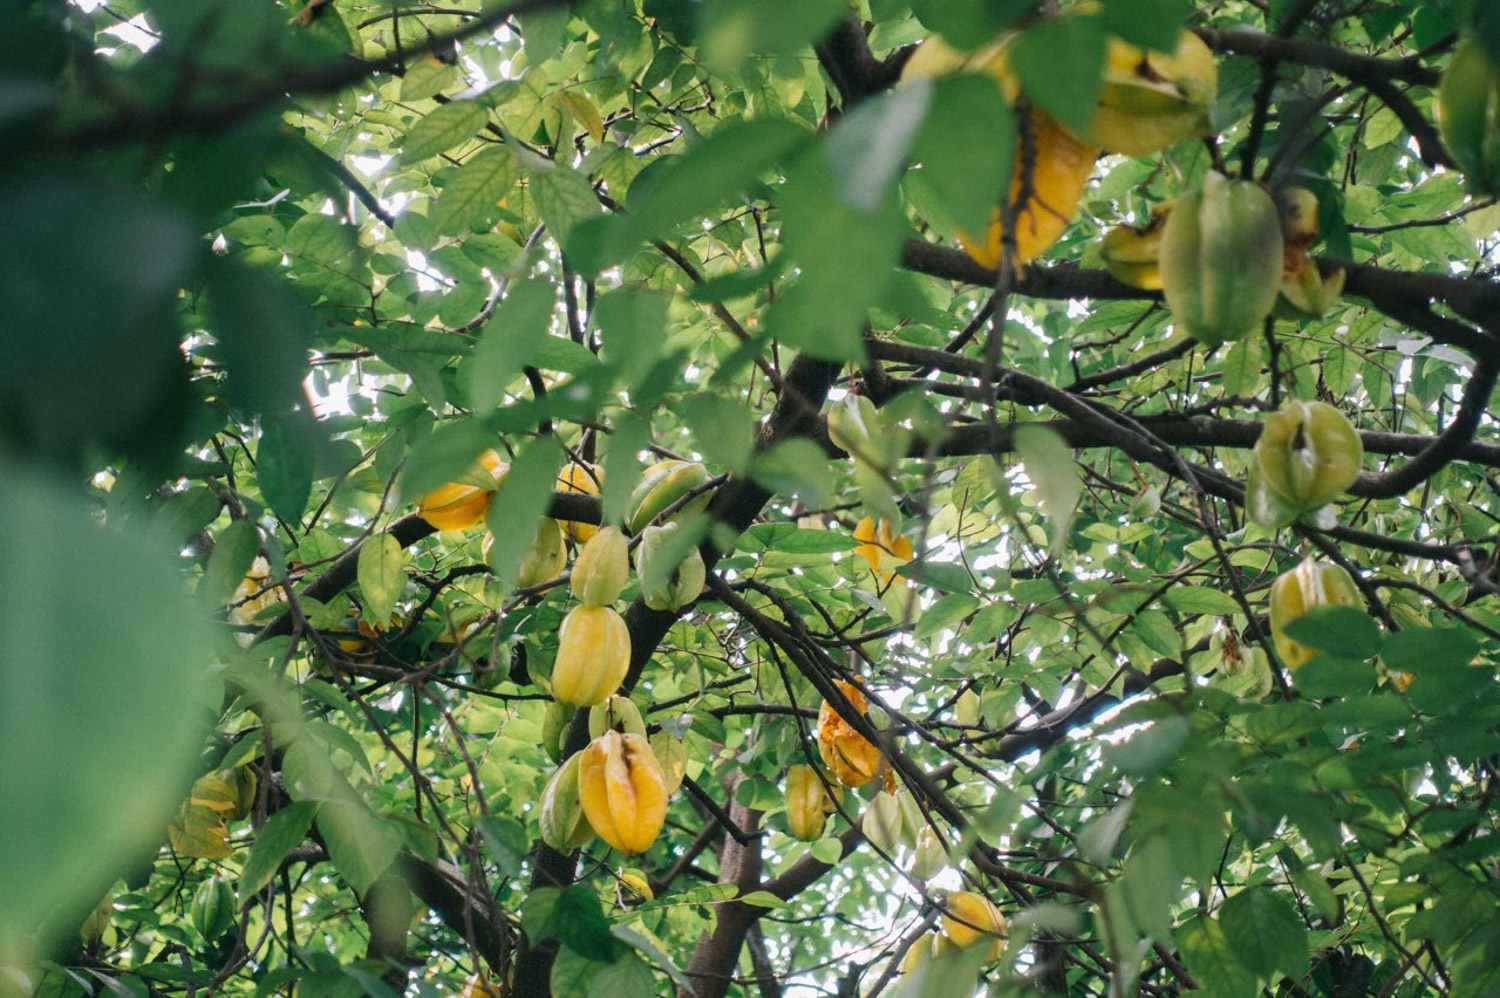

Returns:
188,773,239,814
556,90,605,144
168,804,233,859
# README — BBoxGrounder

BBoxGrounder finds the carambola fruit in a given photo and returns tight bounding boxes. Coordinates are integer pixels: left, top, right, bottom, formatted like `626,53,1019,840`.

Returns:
1269,556,1363,670
578,731,669,855
1246,400,1363,530
1159,171,1284,347
550,605,630,706
414,449,507,531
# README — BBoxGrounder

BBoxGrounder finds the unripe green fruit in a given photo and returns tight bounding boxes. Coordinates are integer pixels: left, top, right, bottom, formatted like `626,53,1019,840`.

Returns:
588,695,646,739
954,688,980,726
1437,36,1500,195
514,517,567,589
1270,556,1364,670
539,752,595,851
1159,171,1284,348
634,523,706,612
191,877,235,940
827,395,888,469
542,700,575,764
1247,400,1363,530
862,790,905,854
626,461,711,533
570,526,629,606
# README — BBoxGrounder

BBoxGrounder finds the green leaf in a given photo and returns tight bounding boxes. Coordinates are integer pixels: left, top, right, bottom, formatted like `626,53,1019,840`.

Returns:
750,438,833,508
738,890,787,909
485,436,566,587
461,280,557,414
1102,0,1192,53
1219,889,1308,980
204,518,261,609
258,413,317,524
909,0,1034,49
1281,605,1379,659
697,0,847,70
522,887,563,941
810,838,843,864
552,886,615,961
1131,609,1180,658
594,289,669,391
400,54,461,102
1015,424,1082,556
676,394,756,474
402,100,487,162
912,74,1015,239
1113,836,1180,942
0,469,215,948
356,534,405,623
619,118,809,253
475,815,529,878
1163,586,1242,616
1380,626,1479,674
1010,13,1109,137
240,802,319,897
610,925,692,993
1104,714,1190,775
402,419,495,499
549,947,605,998
586,952,655,998
534,165,604,262
599,411,649,528
316,802,402,898
826,84,932,214
433,146,519,236
1177,915,1258,998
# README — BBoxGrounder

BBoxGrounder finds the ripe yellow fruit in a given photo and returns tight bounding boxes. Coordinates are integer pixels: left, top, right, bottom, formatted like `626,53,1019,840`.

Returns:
337,612,402,659
457,973,504,998
617,870,654,903
569,526,629,606
415,449,507,531
1269,556,1364,670
556,463,602,542
784,764,840,841
958,109,1098,271
1089,30,1217,156
816,680,882,788
853,517,913,583
1275,188,1343,319
230,556,284,625
1100,201,1172,290
578,731,669,855
941,890,1007,961
901,35,1098,271
550,605,630,706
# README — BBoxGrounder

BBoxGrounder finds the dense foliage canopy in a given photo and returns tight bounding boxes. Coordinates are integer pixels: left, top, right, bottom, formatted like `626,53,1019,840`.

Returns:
4,0,1500,996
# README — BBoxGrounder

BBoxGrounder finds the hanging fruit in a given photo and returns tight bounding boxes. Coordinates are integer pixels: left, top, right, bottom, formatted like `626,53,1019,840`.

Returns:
1100,201,1172,290
414,449,507,531
912,826,949,881
550,605,630,706
1269,556,1364,670
827,394,888,470
1158,171,1284,347
633,522,707,612
539,752,595,852
940,890,1008,961
588,695,646,739
853,517,914,583
626,460,712,533
1246,399,1364,530
1088,30,1218,156
784,763,840,842
861,789,906,854
570,526,629,606
577,731,669,855
1436,35,1500,195
542,700,574,763
556,462,603,542
816,680,883,788
487,516,567,589
1276,187,1344,318
901,35,1098,271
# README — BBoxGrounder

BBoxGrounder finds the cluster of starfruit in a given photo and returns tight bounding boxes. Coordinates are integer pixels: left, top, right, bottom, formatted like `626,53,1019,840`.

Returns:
1102,176,1346,343
902,15,1217,272
532,460,712,857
